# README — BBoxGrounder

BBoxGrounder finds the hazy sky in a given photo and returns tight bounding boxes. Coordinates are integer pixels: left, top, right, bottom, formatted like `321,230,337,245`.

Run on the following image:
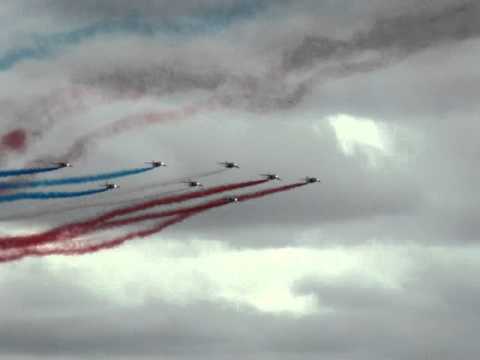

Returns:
1,1,480,359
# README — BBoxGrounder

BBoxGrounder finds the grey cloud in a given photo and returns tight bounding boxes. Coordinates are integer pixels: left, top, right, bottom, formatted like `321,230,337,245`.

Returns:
82,66,226,97
69,1,480,116
3,0,480,251
2,253,480,359
283,1,480,71
28,0,275,21
0,115,424,251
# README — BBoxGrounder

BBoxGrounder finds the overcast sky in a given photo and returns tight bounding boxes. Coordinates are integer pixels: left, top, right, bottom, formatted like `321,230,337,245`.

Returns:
1,1,479,359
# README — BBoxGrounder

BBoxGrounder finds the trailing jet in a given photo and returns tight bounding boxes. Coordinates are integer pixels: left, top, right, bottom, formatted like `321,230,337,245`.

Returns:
52,162,72,168
225,196,239,203
146,161,167,168
303,177,321,184
182,180,203,188
261,174,281,181
104,182,120,190
219,161,240,169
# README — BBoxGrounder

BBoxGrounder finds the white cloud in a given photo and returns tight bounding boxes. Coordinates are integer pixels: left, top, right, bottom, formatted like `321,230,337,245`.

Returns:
32,238,437,315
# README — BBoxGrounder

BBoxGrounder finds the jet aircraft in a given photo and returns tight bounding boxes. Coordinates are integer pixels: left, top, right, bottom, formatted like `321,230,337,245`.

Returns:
146,161,167,168
183,180,203,188
303,177,321,183
53,162,72,168
219,161,240,169
261,174,281,181
104,182,120,190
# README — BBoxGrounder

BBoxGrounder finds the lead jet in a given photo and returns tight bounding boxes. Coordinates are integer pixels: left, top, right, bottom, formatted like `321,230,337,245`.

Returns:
182,180,203,188
225,196,239,203
219,161,240,169
261,173,281,181
104,182,120,190
303,177,321,184
146,161,167,168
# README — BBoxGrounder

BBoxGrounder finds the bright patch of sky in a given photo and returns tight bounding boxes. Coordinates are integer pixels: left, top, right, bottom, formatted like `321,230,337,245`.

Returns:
32,239,437,315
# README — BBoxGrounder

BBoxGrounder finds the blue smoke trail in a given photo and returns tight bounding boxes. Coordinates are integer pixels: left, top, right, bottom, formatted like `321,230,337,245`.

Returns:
0,1,267,71
0,165,62,178
0,188,108,203
0,166,155,190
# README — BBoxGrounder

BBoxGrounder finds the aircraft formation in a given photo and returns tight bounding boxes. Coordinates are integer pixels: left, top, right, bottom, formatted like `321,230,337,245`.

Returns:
0,159,320,262
0,159,320,200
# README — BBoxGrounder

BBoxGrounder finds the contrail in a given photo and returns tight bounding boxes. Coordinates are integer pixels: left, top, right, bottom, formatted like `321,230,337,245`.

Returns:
0,187,109,203
0,179,268,250
0,165,156,190
0,164,63,178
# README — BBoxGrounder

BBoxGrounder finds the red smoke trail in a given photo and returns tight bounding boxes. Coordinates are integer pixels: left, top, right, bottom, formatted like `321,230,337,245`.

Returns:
61,182,308,252
100,198,229,230
60,97,216,162
90,179,268,224
33,85,143,130
0,128,27,193
0,86,112,158
100,182,308,230
0,129,27,153
0,179,268,250
0,182,307,262
237,182,307,201
0,214,189,263
1,85,145,164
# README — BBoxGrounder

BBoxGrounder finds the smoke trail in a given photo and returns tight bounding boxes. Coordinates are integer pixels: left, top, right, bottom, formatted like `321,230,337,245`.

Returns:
101,198,229,229
0,165,155,190
237,182,307,201
51,183,308,257
0,214,189,263
283,1,480,72
90,179,268,225
53,98,215,162
0,129,27,153
0,179,268,250
121,168,227,196
0,3,265,72
100,182,308,230
0,181,307,262
0,86,123,165
0,187,109,203
0,165,63,178
0,189,186,222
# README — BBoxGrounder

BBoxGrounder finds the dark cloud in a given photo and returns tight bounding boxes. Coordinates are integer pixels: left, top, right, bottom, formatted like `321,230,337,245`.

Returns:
81,65,226,96
64,0,480,117
283,1,480,71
